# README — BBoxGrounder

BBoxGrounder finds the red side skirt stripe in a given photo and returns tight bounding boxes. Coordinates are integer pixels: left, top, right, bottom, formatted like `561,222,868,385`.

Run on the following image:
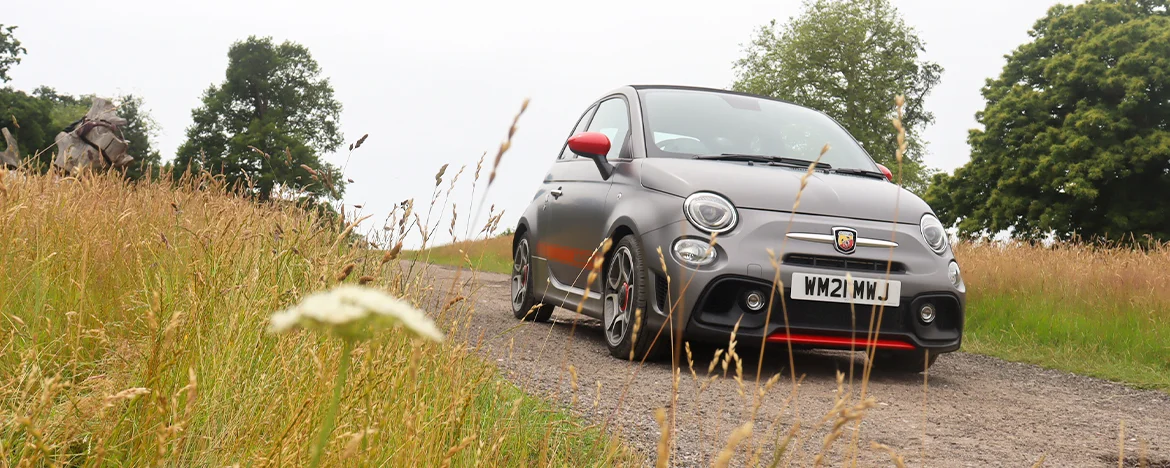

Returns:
766,333,916,350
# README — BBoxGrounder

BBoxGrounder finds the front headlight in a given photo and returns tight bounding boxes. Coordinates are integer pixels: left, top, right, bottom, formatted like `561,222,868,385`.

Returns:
920,213,948,254
684,192,738,234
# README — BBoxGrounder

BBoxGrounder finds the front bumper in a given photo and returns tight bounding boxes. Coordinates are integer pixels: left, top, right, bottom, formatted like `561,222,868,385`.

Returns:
637,209,965,353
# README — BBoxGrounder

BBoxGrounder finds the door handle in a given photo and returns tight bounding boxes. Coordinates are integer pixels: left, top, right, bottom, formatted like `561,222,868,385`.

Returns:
550,188,564,199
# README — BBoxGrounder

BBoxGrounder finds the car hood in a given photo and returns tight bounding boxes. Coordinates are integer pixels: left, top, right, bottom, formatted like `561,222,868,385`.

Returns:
638,158,932,224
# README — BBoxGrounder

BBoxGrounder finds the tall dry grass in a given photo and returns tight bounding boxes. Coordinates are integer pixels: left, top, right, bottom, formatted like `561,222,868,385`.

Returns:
0,166,633,466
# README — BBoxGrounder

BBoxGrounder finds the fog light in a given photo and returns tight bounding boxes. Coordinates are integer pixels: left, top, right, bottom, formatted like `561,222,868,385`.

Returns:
919,303,937,324
744,291,766,311
673,238,717,267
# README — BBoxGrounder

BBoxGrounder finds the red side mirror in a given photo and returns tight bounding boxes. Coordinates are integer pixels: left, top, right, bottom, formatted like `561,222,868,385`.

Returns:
567,132,611,159
876,163,893,182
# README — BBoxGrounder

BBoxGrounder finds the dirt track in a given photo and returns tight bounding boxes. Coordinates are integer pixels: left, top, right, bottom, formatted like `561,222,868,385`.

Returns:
421,263,1170,467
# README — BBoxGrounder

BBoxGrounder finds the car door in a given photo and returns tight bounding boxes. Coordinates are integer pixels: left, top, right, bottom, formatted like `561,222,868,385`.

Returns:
542,97,632,291
532,103,594,292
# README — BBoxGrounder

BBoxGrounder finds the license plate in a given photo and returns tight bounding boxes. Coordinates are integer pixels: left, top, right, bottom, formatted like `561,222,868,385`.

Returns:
790,273,901,307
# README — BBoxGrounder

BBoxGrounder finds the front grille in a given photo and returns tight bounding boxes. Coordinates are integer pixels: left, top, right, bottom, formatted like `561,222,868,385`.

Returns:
783,254,907,273
691,276,907,333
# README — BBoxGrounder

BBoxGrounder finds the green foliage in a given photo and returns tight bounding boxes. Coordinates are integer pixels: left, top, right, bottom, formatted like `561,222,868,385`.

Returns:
0,87,54,167
928,0,1170,242
0,24,26,83
33,86,91,132
115,94,164,180
175,36,346,202
731,0,943,194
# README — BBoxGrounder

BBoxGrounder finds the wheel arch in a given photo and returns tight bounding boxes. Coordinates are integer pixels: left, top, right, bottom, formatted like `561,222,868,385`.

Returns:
607,221,636,244
512,218,530,253
602,218,643,273
605,217,641,256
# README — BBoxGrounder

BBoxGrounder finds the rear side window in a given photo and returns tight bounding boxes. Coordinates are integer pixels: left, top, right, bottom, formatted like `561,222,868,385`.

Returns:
559,106,597,160
585,98,630,160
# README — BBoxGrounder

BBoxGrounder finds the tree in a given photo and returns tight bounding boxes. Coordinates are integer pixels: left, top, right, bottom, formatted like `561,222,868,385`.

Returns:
175,36,345,201
0,88,54,166
0,26,46,167
34,86,91,131
926,0,1170,242
731,0,943,194
0,24,26,83
115,94,163,180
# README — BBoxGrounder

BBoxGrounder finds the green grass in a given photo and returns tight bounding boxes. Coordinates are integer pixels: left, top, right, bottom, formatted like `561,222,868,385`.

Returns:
961,293,1170,391
0,171,635,466
415,235,1170,392
404,233,514,275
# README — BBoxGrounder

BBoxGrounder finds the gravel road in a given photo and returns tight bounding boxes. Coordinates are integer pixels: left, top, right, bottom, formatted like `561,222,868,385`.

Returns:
420,263,1170,467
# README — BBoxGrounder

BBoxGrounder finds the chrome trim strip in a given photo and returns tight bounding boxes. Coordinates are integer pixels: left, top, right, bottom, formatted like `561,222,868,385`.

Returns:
855,238,899,248
785,233,834,244
785,232,899,248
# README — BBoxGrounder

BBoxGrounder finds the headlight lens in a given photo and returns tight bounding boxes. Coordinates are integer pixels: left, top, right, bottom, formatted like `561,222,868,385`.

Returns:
920,213,949,254
684,192,738,234
673,238,717,266
948,261,965,292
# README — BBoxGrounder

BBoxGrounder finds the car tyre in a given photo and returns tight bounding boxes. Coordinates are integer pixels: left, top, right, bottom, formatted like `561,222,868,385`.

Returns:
872,349,938,374
603,235,665,361
511,234,555,322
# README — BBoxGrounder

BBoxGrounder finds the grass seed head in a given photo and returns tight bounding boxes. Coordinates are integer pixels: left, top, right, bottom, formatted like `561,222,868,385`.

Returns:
335,263,356,282
871,441,908,468
713,422,753,468
654,407,670,468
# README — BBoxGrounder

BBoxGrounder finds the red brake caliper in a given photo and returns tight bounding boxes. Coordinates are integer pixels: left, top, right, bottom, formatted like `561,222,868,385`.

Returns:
521,264,529,287
620,283,631,312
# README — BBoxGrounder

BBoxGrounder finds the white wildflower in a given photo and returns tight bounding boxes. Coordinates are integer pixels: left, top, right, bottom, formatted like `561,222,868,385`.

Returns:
268,285,443,342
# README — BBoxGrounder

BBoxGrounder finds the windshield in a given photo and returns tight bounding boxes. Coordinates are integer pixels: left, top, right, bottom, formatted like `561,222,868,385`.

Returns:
637,88,879,170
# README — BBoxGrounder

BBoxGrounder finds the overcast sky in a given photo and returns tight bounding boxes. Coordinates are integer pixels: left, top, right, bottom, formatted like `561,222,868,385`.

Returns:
7,0,1073,248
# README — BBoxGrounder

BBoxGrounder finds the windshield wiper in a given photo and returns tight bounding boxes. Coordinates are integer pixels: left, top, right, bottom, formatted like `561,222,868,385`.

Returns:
695,154,832,170
830,168,888,180
694,153,774,163
769,156,832,170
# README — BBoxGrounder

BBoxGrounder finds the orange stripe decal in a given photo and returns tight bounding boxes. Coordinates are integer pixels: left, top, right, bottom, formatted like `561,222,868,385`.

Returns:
536,242,600,270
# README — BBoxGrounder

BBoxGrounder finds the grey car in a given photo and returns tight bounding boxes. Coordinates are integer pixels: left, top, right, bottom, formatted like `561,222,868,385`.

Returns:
509,85,965,372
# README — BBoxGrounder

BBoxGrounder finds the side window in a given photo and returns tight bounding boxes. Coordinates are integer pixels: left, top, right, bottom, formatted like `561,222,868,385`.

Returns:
559,106,597,160
586,98,630,160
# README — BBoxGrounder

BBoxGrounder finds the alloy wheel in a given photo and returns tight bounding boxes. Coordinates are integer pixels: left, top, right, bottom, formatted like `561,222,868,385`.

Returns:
603,245,635,347
511,239,530,314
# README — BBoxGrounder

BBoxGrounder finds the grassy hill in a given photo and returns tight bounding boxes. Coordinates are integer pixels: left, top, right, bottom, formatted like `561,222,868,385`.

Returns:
404,233,514,275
